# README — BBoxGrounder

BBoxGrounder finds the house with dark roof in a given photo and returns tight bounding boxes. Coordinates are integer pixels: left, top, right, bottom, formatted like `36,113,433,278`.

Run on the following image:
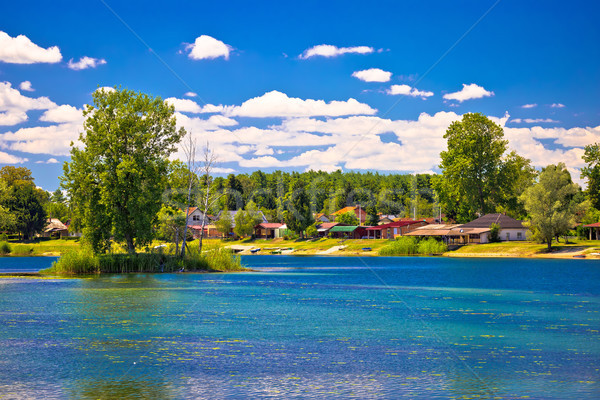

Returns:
446,213,528,244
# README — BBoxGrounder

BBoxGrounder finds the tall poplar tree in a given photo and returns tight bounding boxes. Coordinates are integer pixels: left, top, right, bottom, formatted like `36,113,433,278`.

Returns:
62,88,186,254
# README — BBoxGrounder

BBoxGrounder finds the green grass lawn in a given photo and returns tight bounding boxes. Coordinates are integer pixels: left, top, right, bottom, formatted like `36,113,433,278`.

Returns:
447,239,600,257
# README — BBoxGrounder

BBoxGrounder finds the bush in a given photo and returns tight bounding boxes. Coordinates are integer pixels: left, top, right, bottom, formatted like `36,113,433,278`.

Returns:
488,223,501,243
379,236,447,256
0,241,11,255
41,244,244,275
0,233,8,242
12,244,33,255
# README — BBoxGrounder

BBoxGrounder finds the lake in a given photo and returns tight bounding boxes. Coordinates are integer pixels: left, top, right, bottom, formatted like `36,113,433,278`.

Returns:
0,255,598,399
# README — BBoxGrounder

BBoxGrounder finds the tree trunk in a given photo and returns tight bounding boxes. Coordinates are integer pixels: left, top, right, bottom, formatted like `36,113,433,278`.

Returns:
547,238,552,251
125,233,135,254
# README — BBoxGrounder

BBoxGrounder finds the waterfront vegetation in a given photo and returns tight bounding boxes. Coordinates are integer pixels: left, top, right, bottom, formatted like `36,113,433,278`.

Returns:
40,245,244,275
379,237,448,256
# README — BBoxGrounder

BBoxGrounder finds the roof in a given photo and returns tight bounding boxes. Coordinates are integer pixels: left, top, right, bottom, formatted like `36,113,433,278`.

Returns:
329,225,359,232
44,218,67,232
405,224,462,236
584,222,600,227
460,213,524,229
185,206,198,216
316,222,340,230
256,223,283,229
332,206,359,215
447,227,491,236
365,220,425,231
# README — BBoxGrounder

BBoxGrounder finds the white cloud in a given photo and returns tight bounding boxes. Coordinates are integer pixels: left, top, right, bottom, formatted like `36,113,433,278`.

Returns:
387,84,433,99
40,105,84,124
521,103,537,109
510,118,558,124
224,90,376,118
550,103,565,108
186,35,231,60
0,81,56,126
0,111,27,126
0,31,62,64
211,167,236,174
94,86,116,94
19,81,34,92
0,122,81,156
165,97,202,113
67,56,106,70
352,68,392,82
443,83,494,102
184,92,197,97
0,151,27,163
35,158,59,164
299,44,374,59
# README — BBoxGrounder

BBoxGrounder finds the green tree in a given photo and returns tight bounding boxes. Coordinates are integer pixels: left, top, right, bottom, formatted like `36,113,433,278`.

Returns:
285,180,313,238
336,211,359,225
581,142,600,209
233,210,254,238
434,113,533,222
0,167,46,239
0,180,16,232
62,87,185,254
305,223,318,238
215,209,233,238
520,163,580,251
366,205,379,226
488,223,501,243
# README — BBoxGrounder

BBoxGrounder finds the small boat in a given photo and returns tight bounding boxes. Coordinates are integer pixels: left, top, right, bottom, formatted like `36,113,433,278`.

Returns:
250,248,261,254
362,247,372,251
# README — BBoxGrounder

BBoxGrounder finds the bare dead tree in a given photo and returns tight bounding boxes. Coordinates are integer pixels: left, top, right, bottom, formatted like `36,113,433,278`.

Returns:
197,143,224,254
180,132,199,258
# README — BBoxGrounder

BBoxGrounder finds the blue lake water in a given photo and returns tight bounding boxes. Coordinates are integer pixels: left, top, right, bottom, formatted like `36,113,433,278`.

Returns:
0,255,599,399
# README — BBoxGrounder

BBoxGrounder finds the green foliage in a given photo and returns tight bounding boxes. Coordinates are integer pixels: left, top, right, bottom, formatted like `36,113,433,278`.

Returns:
285,180,314,238
156,205,186,242
0,241,11,255
379,236,447,256
234,202,262,238
62,87,185,254
434,113,534,222
581,142,600,209
305,224,318,238
336,211,359,225
12,244,34,255
42,244,243,275
0,167,46,239
215,209,233,237
488,223,501,243
520,163,581,250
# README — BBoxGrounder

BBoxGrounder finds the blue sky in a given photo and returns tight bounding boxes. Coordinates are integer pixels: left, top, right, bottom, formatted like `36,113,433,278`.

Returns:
1,0,599,190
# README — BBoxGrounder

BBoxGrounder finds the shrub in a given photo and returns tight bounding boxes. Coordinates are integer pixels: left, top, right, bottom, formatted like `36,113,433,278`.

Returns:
417,237,448,255
0,241,11,255
0,233,8,242
43,248,100,275
379,236,447,256
12,244,33,255
488,223,501,243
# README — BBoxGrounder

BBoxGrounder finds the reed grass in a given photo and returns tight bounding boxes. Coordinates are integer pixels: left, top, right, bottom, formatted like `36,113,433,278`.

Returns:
379,237,447,256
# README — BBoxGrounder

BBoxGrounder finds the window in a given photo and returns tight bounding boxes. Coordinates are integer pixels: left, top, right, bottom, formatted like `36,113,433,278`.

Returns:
193,215,200,221
517,232,522,239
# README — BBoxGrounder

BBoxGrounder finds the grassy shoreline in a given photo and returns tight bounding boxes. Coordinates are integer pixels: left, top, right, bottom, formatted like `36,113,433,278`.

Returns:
1,237,599,261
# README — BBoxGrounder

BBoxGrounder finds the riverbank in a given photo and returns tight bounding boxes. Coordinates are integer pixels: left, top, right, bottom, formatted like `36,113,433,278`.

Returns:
2,237,599,259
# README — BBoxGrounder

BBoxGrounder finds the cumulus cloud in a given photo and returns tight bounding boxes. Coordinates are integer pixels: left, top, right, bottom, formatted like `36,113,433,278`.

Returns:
510,118,558,124
387,84,433,99
521,103,537,109
35,158,59,164
0,122,81,156
352,68,392,82
0,151,27,164
19,81,34,92
0,81,56,126
443,83,494,102
67,56,106,70
165,97,225,114
0,111,27,126
40,105,84,124
0,31,62,64
550,103,565,108
94,86,116,94
186,35,231,60
299,44,374,59
224,90,376,118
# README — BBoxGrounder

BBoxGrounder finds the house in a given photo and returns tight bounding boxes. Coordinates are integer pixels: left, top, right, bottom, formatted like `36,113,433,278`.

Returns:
445,213,528,244
332,206,367,224
187,224,221,239
365,220,429,239
314,213,330,223
405,224,463,243
315,222,342,237
185,207,213,226
328,225,369,239
64,219,82,238
254,223,284,239
583,222,600,240
274,224,291,238
378,215,396,225
42,218,69,238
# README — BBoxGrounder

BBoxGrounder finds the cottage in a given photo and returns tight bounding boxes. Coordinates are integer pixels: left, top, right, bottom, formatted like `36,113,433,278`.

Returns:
331,206,367,224
314,213,330,223
316,222,341,237
328,225,368,239
365,220,429,239
446,213,528,244
254,223,284,239
187,224,221,239
41,218,69,238
405,224,462,243
583,222,600,240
